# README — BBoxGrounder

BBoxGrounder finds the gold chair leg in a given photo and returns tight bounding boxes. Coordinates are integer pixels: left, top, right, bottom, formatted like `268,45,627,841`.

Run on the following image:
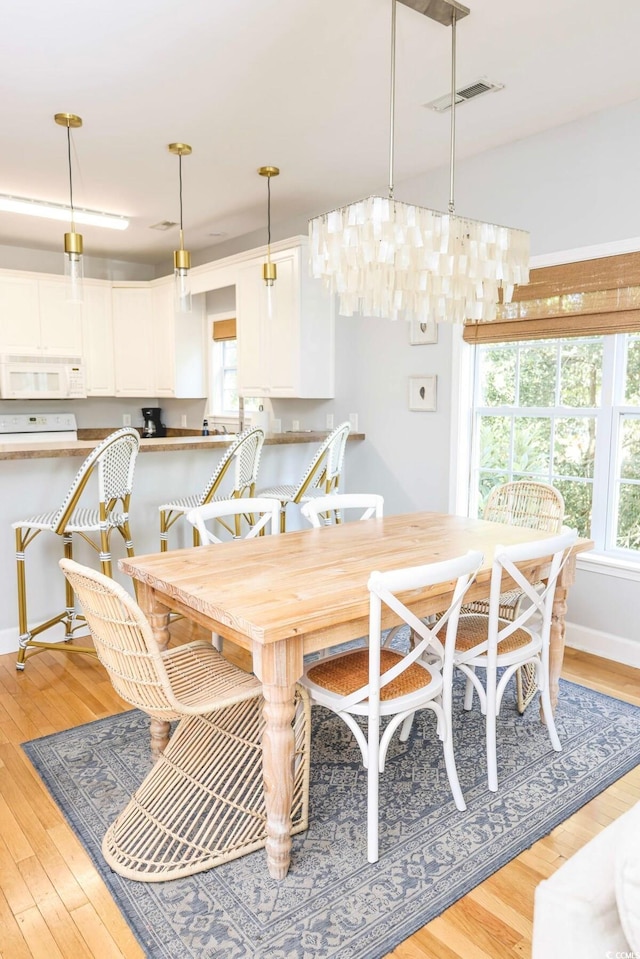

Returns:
160,509,169,552
15,527,29,670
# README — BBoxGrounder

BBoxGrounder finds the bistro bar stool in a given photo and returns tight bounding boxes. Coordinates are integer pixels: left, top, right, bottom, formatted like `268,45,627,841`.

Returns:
158,426,264,551
60,558,311,881
259,421,351,532
13,427,140,670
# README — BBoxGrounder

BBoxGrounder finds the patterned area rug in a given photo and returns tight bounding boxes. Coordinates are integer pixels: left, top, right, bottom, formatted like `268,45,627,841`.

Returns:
23,677,640,959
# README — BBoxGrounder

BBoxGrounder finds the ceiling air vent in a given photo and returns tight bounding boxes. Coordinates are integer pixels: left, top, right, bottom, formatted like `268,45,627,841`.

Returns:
424,78,504,112
149,220,177,231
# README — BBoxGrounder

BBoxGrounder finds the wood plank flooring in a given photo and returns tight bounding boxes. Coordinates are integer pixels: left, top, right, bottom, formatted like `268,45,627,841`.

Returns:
0,632,638,959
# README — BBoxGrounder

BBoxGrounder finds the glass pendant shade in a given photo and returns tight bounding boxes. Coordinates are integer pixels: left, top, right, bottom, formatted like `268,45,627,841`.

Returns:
64,231,84,304
169,143,193,314
308,0,529,324
54,113,84,305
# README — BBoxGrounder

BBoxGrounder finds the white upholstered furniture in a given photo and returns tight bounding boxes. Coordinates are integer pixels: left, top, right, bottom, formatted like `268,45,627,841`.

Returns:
532,801,640,958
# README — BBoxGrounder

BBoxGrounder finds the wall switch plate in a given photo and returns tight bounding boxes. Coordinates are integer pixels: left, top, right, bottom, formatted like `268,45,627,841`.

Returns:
349,412,359,432
326,413,334,430
181,414,187,427
292,419,300,432
122,414,131,426
272,418,282,434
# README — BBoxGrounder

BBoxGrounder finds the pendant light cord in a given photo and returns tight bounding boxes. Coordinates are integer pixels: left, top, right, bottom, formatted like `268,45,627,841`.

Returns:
66,123,75,231
267,174,272,248
388,0,397,200
178,154,185,250
448,12,457,215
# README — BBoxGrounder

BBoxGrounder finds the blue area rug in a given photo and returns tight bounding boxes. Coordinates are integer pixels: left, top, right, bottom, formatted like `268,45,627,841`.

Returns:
23,676,640,959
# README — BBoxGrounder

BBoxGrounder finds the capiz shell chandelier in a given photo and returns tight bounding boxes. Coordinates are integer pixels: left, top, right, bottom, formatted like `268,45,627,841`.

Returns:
308,0,530,323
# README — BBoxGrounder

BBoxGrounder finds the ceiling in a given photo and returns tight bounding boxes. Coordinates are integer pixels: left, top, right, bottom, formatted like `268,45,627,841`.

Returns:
3,0,640,269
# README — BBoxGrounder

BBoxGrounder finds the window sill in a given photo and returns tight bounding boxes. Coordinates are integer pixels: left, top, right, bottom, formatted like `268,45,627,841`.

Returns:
576,551,640,581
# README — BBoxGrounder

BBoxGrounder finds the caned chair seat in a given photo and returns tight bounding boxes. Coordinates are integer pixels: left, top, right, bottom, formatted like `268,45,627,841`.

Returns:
159,427,264,550
12,427,139,670
258,421,351,531
452,614,537,655
60,558,311,882
300,550,483,863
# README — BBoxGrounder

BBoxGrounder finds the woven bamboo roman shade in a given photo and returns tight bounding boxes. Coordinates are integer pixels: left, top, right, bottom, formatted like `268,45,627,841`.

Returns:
212,318,236,341
463,251,640,344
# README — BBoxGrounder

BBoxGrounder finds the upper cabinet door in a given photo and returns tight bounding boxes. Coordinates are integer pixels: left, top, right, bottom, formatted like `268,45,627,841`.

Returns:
112,286,156,396
0,275,41,351
82,284,115,395
38,280,83,355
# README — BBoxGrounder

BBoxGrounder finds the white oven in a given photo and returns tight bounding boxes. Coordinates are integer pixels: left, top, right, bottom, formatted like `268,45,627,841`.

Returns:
0,354,86,399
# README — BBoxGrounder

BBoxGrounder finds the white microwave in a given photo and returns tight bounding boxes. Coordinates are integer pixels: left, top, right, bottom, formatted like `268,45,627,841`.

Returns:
0,354,86,399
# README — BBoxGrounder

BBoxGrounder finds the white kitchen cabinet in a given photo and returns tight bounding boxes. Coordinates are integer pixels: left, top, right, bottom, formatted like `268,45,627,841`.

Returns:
235,241,334,398
82,283,115,395
112,283,206,398
0,272,82,355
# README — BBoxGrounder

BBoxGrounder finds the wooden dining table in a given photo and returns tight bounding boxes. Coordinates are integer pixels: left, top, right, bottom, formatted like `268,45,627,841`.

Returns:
120,510,592,880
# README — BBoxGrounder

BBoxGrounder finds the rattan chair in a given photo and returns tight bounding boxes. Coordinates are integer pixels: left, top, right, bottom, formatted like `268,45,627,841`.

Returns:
471,481,565,713
158,426,264,550
258,421,351,531
59,557,311,882
301,492,384,528
13,427,140,670
301,550,483,863
450,529,577,792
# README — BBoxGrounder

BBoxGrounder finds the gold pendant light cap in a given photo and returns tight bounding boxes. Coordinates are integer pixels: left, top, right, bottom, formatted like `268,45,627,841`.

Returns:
168,143,192,156
258,166,280,178
55,113,83,129
174,248,191,270
263,261,277,283
64,232,83,255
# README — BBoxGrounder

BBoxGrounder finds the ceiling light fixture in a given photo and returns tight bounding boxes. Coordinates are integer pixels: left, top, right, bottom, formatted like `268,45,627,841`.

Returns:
54,113,85,303
0,195,129,230
258,165,279,319
308,0,529,324
168,142,193,314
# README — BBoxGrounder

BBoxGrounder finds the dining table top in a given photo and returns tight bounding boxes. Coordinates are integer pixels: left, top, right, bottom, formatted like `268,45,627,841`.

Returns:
121,511,592,654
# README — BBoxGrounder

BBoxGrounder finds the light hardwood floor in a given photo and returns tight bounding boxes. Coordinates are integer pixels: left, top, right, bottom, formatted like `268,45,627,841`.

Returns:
0,629,638,959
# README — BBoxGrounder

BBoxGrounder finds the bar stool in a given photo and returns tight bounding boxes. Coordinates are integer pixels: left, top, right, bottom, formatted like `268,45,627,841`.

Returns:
13,427,140,670
258,421,351,531
158,427,264,551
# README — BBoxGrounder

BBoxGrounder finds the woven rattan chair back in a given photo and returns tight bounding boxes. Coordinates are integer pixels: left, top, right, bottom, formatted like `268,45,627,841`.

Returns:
59,557,311,881
294,421,351,502
483,481,564,534
301,493,384,528
301,549,483,863
185,496,281,545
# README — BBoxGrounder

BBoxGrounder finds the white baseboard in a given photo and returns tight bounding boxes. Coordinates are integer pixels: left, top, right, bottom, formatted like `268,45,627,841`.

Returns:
565,621,640,670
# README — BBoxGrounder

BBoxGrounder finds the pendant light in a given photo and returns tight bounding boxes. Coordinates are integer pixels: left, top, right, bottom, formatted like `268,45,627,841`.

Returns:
258,165,279,320
54,113,84,304
308,0,529,324
168,143,193,314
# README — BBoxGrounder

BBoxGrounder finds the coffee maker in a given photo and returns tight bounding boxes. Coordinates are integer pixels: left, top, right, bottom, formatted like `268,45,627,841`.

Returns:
141,407,166,438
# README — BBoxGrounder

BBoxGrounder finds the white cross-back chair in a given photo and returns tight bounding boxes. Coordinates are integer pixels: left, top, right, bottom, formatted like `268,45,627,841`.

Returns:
470,480,565,713
451,528,578,792
300,549,483,863
185,496,281,545
258,421,350,531
13,427,140,670
301,493,384,528
59,557,311,882
159,426,264,550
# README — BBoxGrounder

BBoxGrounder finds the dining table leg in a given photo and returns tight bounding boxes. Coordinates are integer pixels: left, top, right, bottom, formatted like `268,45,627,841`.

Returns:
135,581,172,760
252,635,304,880
545,552,577,717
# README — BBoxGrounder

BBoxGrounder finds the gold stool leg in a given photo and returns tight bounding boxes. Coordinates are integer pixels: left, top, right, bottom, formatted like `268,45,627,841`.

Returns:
15,527,30,670
160,509,169,552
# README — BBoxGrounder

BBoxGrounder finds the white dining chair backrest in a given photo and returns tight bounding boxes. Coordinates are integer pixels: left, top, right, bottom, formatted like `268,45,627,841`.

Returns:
185,496,281,545
301,493,384,528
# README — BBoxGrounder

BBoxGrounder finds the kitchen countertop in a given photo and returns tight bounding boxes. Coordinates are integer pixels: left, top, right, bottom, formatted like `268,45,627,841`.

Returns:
0,431,364,461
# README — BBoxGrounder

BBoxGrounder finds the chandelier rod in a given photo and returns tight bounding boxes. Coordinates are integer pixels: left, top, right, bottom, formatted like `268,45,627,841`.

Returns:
388,0,397,199
448,10,457,214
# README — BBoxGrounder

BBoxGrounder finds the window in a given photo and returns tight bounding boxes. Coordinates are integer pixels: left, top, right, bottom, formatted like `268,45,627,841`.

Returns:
209,316,259,418
470,333,640,558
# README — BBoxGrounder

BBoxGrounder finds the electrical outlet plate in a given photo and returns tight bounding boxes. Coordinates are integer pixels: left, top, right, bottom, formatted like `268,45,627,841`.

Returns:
122,414,131,426
181,414,187,427
292,419,300,432
326,413,334,429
